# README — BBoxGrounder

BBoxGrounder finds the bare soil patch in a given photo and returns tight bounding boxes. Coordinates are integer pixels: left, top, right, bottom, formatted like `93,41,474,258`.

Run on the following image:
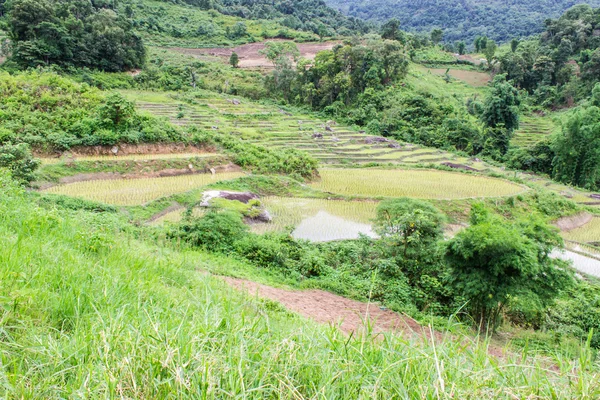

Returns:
36,143,216,158
554,212,593,232
168,41,339,69
223,277,428,337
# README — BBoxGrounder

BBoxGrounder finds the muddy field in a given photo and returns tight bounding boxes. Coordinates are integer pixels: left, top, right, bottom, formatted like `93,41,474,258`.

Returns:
168,40,339,68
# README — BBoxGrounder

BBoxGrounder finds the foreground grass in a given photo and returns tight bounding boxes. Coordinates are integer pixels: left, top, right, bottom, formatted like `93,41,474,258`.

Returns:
1,178,599,398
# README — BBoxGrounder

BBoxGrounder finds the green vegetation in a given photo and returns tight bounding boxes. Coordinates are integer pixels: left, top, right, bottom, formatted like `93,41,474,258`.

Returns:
4,0,145,71
326,0,600,43
0,142,39,184
3,175,600,397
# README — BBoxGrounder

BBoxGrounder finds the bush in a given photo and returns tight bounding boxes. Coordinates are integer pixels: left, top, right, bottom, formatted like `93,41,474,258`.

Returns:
170,210,248,251
0,143,40,185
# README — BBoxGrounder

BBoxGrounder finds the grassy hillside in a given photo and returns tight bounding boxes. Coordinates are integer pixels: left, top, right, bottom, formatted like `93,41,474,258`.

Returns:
2,175,600,398
326,0,600,43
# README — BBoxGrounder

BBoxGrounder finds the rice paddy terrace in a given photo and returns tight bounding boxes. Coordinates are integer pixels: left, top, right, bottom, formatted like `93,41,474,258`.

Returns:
125,90,484,167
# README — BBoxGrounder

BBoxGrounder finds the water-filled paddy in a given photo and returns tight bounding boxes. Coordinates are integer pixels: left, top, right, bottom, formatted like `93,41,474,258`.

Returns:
252,197,378,241
310,169,525,199
43,172,245,205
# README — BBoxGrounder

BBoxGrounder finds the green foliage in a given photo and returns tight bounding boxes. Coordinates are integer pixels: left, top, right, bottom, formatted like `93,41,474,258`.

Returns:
170,209,248,251
325,0,600,44
374,198,445,257
0,71,184,151
481,74,520,156
6,0,145,71
229,51,239,68
552,105,600,189
445,206,573,332
0,142,39,184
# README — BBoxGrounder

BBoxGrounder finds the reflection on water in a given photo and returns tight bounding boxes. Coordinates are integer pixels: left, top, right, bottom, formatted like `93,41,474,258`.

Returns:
551,249,600,278
292,211,378,242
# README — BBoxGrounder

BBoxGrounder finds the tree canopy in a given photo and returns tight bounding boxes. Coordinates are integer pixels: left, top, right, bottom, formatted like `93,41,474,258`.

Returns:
5,0,145,71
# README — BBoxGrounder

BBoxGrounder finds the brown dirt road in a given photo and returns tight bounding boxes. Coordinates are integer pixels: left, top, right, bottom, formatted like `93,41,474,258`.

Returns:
222,276,430,338
168,40,339,69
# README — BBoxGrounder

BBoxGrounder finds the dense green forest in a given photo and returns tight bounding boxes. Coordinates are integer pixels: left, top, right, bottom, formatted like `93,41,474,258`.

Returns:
326,0,600,44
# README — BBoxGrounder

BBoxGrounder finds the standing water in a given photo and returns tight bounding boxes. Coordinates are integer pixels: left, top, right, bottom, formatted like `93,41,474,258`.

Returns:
292,211,378,242
551,249,600,278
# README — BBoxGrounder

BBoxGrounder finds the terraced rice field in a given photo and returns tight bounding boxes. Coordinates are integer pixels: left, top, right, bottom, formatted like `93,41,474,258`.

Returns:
40,153,221,165
127,90,476,167
563,218,600,244
43,172,245,205
310,169,526,199
512,115,557,147
150,207,206,225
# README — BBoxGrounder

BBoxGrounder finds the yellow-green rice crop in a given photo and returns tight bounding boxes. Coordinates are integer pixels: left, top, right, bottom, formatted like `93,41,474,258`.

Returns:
43,172,245,205
310,169,525,199
40,153,222,165
150,207,205,225
563,218,600,244
252,197,378,234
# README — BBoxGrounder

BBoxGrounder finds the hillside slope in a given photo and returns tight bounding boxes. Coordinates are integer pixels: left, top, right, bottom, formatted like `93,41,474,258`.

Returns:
325,0,600,43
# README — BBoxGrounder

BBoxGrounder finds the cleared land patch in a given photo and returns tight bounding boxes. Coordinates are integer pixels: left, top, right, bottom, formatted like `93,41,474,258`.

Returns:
43,172,245,205
310,169,525,199
428,68,491,87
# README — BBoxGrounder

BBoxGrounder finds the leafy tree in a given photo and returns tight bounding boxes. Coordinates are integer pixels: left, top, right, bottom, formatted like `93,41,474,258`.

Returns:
480,74,520,155
381,19,400,40
374,198,445,258
456,41,466,55
430,28,443,45
511,38,520,53
552,105,600,189
483,39,497,68
97,93,136,128
230,51,240,68
446,206,573,332
260,41,300,66
0,143,40,185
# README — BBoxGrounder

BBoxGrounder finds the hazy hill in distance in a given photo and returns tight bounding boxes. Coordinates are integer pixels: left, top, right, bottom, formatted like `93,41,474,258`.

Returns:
325,0,600,43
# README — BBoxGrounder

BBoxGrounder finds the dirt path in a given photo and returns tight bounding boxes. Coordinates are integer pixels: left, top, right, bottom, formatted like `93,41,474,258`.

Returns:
554,212,593,232
168,40,339,69
223,277,427,337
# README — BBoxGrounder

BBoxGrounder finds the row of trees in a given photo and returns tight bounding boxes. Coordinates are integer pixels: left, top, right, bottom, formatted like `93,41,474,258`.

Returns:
4,0,145,71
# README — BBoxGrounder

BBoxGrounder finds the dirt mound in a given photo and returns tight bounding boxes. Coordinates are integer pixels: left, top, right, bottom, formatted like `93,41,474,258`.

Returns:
169,41,339,69
222,277,425,337
36,143,216,158
554,212,593,232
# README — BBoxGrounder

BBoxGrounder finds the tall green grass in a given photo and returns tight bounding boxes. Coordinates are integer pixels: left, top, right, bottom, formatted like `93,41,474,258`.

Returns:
0,175,599,398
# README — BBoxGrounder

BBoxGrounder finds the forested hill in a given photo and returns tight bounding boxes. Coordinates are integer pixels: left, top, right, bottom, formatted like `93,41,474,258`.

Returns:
160,0,370,36
325,0,600,43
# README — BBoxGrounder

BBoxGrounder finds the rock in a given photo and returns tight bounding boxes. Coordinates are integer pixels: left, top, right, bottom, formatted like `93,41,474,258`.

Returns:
364,136,390,144
325,126,334,132
388,142,401,149
312,133,323,139
590,194,600,200
199,190,259,207
232,99,241,105
359,130,366,134
212,126,219,130
331,136,340,142
209,167,216,175
254,209,272,223
111,146,119,155
188,163,194,171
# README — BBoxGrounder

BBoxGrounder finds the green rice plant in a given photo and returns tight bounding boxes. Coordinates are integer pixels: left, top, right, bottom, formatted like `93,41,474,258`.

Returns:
149,207,206,225
564,218,600,244
42,172,245,205
310,168,526,199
